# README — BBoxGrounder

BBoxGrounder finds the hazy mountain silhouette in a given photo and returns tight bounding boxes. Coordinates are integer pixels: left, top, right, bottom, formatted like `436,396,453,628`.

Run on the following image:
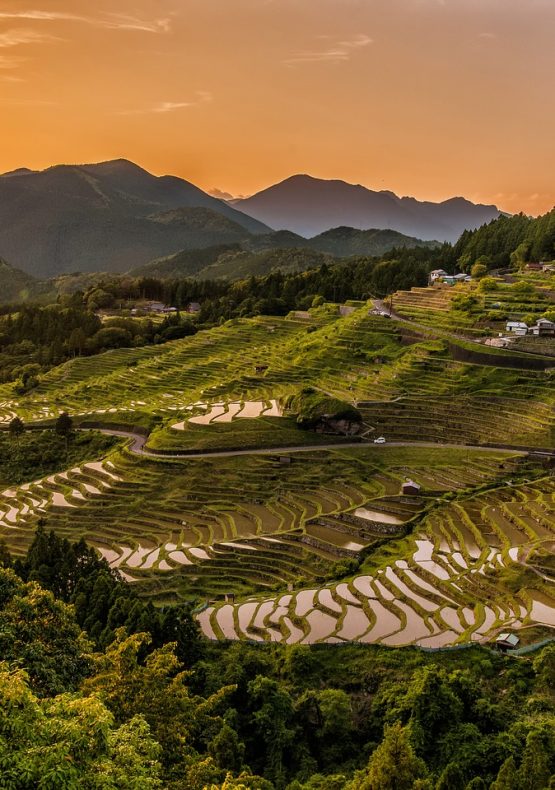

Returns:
131,226,437,281
0,159,269,277
233,174,501,242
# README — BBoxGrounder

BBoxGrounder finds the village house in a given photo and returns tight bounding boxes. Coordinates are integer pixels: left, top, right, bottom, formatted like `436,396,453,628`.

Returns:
505,321,528,336
144,301,166,313
530,318,555,336
187,302,201,314
429,268,448,283
439,273,472,286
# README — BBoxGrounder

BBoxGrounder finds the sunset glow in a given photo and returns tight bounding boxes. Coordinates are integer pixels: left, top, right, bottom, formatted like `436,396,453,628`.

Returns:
1,0,554,214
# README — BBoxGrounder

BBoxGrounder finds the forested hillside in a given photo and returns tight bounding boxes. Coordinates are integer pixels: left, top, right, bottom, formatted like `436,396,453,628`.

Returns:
454,208,555,270
1,531,554,789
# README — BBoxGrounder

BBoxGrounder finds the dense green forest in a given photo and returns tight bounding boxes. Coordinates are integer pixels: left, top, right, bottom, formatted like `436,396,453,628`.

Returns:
1,529,553,789
454,208,555,271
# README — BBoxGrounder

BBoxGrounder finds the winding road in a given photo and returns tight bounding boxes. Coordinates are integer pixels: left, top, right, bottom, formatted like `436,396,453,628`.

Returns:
97,429,554,461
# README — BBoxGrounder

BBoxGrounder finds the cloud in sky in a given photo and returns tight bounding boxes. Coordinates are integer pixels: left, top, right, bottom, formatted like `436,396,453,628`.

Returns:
0,53,25,67
284,33,372,65
0,27,61,48
117,92,213,115
0,10,171,33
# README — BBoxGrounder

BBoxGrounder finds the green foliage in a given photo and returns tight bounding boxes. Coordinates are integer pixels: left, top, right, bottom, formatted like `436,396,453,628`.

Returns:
15,527,204,665
54,411,74,437
0,429,116,486
0,568,91,695
283,388,362,430
0,664,163,788
454,208,555,270
348,722,427,790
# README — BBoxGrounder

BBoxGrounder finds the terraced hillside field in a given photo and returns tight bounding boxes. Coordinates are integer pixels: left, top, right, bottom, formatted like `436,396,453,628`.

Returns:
1,301,553,650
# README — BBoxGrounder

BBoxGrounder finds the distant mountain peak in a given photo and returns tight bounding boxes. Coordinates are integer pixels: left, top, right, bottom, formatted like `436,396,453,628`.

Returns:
234,175,501,242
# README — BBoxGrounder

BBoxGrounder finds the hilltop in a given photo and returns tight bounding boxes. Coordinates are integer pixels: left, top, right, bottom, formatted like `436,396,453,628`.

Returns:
0,159,269,278
233,174,501,241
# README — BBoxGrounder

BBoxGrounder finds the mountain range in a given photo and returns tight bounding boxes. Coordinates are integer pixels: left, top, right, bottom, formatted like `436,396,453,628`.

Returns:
0,159,501,279
0,159,269,278
232,175,501,242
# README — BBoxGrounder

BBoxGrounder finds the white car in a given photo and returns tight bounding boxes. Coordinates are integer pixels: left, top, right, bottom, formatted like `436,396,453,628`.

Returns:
374,436,386,444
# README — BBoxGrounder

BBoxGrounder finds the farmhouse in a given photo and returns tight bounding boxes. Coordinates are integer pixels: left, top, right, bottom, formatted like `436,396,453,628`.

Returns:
429,269,448,283
187,302,201,314
530,318,555,336
144,301,166,313
505,321,528,336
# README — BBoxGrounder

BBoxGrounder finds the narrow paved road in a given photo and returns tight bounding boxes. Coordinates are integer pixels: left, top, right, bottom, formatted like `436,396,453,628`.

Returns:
97,429,554,461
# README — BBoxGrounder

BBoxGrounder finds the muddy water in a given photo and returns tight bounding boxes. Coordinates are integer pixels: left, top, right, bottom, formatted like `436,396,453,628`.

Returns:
142,548,160,569
361,600,401,642
403,568,457,604
216,605,238,640
253,601,275,629
318,589,343,613
352,576,377,598
381,601,431,646
439,607,464,632
96,546,120,564
530,595,555,626
189,403,225,425
197,607,216,639
354,507,404,525
335,583,361,604
372,578,396,602
303,610,337,643
168,550,192,565
238,602,259,634
295,589,316,616
51,492,76,508
214,402,243,423
283,617,305,643
336,606,371,640
418,630,460,648
384,567,439,612
305,523,365,551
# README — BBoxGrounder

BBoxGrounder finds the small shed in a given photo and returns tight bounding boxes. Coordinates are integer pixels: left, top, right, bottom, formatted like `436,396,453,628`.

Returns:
495,633,520,651
402,479,421,496
187,302,201,314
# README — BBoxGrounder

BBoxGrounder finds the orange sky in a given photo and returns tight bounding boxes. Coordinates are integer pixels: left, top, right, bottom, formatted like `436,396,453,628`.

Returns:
0,0,554,215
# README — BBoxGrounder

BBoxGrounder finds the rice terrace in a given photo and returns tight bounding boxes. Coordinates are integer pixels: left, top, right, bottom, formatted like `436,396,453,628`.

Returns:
1,297,554,652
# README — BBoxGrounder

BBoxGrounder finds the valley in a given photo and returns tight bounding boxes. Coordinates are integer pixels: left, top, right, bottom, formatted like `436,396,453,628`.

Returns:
1,294,553,654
